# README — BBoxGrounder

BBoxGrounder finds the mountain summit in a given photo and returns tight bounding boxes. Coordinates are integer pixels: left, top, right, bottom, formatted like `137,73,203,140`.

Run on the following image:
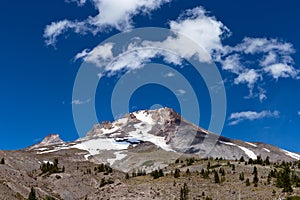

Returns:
28,134,64,150
25,107,300,173
0,108,300,199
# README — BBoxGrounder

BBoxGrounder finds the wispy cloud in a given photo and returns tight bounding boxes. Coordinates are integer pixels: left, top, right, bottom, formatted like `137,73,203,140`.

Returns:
298,111,300,116
71,99,91,105
228,110,280,125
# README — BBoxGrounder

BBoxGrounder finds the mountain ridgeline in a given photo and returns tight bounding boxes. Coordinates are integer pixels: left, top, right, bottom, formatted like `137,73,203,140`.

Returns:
0,107,299,199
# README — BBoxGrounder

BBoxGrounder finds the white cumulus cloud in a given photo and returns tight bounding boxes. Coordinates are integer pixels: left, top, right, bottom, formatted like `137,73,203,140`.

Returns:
44,0,172,45
169,7,230,56
263,63,298,79
46,3,299,102
228,110,279,125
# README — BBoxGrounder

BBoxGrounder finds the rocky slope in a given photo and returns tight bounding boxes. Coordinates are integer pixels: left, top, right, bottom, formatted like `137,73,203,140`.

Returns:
0,107,300,199
26,107,300,173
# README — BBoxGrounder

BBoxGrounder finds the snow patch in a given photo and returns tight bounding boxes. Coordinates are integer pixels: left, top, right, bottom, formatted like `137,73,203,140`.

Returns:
100,126,120,134
282,149,300,160
35,147,48,151
134,111,154,124
43,160,53,165
73,138,129,156
218,141,235,146
219,141,257,159
107,151,127,165
245,142,257,147
263,148,270,153
126,122,174,152
236,145,257,160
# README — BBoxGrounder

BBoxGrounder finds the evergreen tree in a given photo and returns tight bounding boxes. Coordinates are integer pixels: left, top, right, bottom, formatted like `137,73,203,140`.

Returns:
207,162,211,169
219,168,225,176
245,178,250,186
265,156,270,165
132,169,136,177
100,178,106,187
252,166,259,187
252,166,257,175
28,187,37,200
186,168,190,175
255,155,263,165
239,156,245,162
125,173,130,179
214,170,220,183
200,169,204,176
159,169,164,177
239,172,245,181
231,164,235,171
0,158,5,165
276,165,293,193
248,158,253,165
180,183,189,200
203,170,209,179
253,173,259,187
174,168,180,178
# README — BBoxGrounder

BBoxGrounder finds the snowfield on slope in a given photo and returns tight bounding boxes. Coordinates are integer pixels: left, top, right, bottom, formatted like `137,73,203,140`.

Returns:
219,141,257,159
281,149,300,160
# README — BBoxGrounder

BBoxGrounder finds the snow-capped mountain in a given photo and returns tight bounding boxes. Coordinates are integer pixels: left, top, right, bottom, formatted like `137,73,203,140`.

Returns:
27,108,300,172
28,134,64,150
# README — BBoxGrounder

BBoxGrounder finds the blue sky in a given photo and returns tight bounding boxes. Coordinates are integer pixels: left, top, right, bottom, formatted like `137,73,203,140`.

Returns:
0,0,300,152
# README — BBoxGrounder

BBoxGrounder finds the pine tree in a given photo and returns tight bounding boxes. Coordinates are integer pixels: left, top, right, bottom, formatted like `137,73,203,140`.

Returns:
214,170,220,183
239,156,245,162
252,166,259,187
207,162,211,169
186,168,190,175
231,164,235,171
239,172,245,181
125,173,130,179
245,178,250,186
174,168,180,178
0,158,4,165
219,168,225,176
265,156,270,165
28,187,37,200
248,158,253,165
252,166,257,175
159,169,164,177
180,183,189,200
253,173,259,187
276,165,293,193
100,178,106,187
